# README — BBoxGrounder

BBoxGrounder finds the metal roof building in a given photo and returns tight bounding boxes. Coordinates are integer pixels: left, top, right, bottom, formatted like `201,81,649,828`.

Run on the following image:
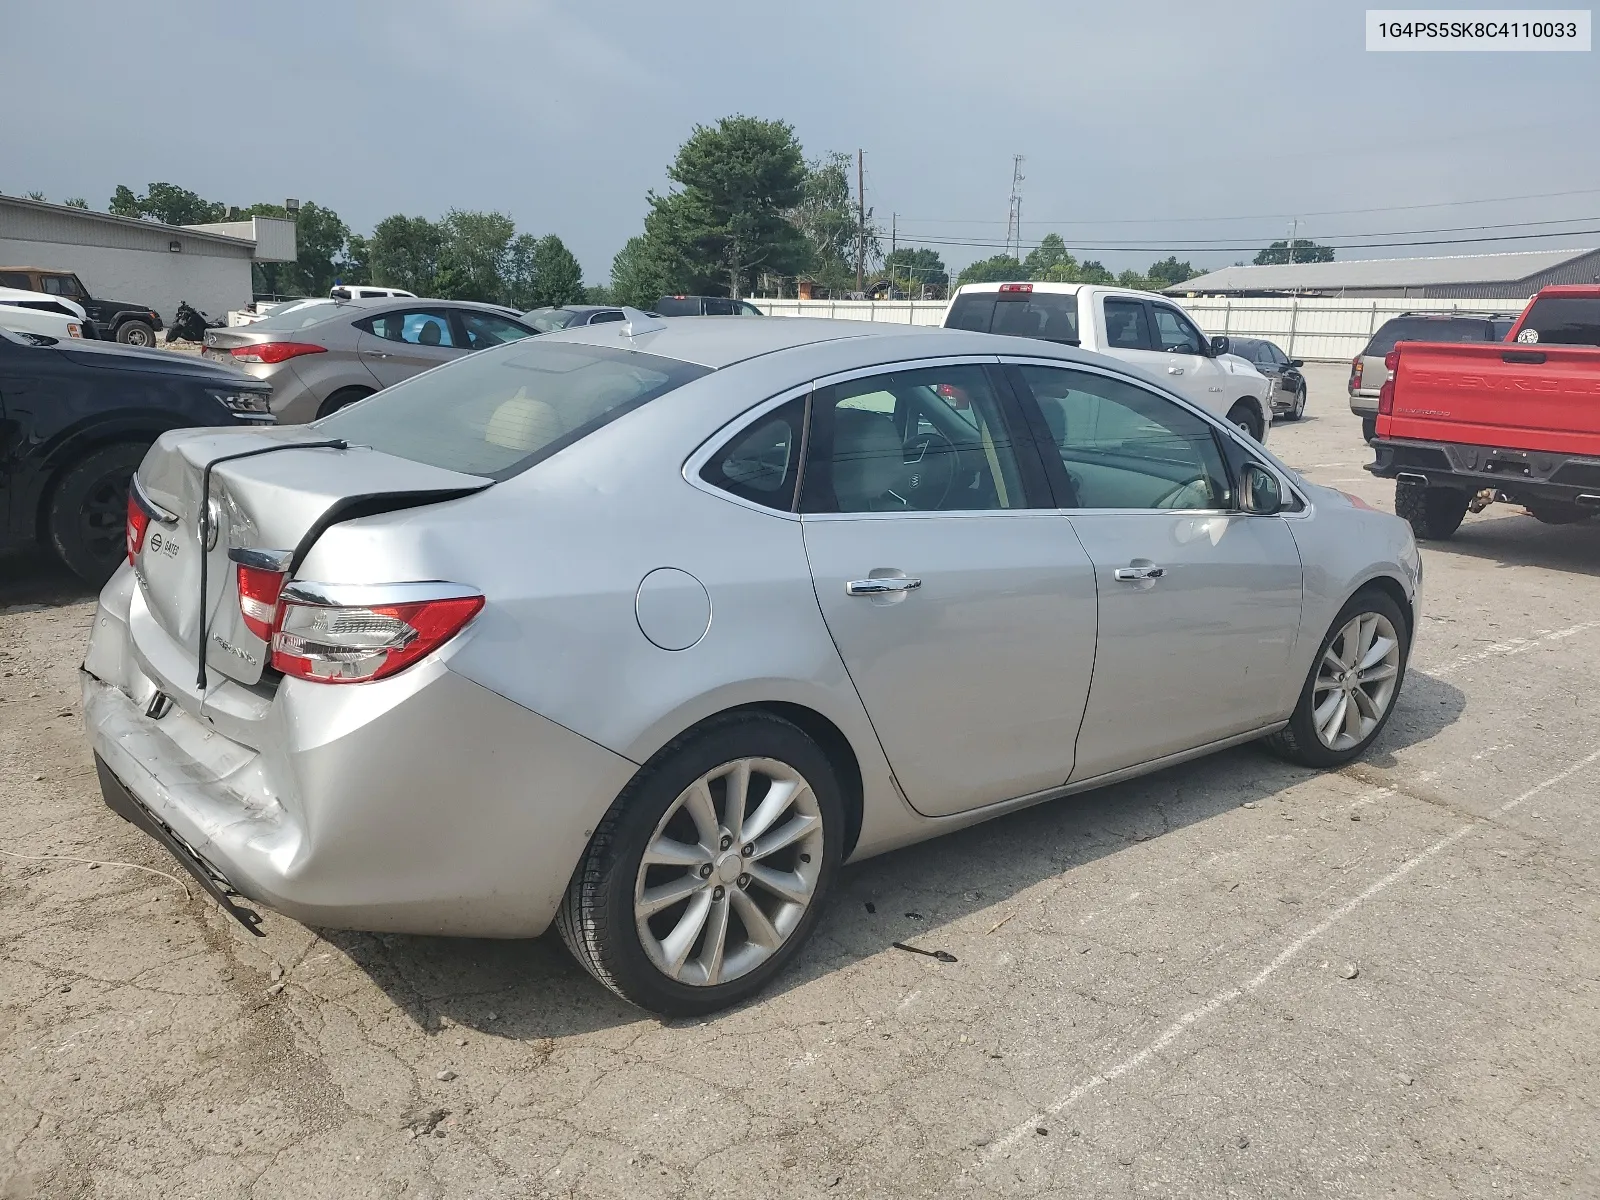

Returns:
1164,248,1600,300
0,195,296,327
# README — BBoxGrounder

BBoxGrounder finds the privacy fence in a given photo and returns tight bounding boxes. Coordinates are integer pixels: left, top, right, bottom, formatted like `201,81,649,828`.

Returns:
751,296,1530,362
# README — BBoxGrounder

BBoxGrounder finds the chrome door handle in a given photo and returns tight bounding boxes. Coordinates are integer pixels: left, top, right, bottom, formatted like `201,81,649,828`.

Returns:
846,577,922,596
1113,565,1165,582
362,349,390,358
1167,366,1184,375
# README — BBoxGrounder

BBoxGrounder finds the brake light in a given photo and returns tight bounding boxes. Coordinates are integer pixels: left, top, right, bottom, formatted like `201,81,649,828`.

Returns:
1349,356,1363,390
271,589,484,684
999,282,1033,293
1384,350,1399,372
236,564,287,641
231,342,327,365
1378,376,1395,416
125,493,151,564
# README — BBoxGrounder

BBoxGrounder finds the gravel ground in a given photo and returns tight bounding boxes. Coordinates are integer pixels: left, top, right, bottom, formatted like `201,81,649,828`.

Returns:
2,362,1597,1198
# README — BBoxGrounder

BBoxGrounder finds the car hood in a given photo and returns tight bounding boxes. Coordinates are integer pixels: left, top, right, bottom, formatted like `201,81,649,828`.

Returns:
60,339,261,384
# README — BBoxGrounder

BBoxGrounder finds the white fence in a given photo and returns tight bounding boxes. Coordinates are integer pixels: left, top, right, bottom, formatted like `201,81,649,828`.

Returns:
751,295,1529,362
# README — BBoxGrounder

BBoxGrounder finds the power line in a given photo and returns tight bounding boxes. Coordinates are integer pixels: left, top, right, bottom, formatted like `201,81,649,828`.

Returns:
892,186,1600,228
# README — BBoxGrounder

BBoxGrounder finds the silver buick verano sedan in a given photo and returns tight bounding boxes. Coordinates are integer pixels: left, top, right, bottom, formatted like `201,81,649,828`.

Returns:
85,313,1421,1015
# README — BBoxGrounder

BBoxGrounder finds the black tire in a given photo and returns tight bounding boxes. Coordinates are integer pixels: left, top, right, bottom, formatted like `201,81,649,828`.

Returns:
315,387,374,418
1288,385,1306,421
1362,417,1377,443
45,443,148,586
1394,479,1468,540
1526,501,1593,526
115,320,156,348
1268,587,1411,769
1228,401,1264,442
557,712,845,1017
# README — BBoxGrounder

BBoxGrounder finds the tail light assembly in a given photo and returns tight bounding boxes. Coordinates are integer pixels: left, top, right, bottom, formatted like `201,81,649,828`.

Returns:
1348,355,1363,391
127,475,176,565
269,581,484,684
1378,349,1399,416
230,342,328,365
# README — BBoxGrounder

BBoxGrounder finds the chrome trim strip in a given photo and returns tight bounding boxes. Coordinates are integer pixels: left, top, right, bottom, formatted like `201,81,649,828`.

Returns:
227,547,294,573
278,580,482,608
130,474,178,525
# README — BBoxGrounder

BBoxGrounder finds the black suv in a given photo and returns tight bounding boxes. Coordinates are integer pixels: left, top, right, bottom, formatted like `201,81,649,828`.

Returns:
654,296,765,317
0,329,273,583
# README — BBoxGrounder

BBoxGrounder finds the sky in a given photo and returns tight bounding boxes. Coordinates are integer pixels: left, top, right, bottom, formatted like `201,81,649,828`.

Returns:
6,0,1599,284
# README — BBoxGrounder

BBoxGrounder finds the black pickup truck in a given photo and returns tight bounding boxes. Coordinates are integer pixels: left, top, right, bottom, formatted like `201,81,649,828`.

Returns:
0,328,273,583
0,267,164,346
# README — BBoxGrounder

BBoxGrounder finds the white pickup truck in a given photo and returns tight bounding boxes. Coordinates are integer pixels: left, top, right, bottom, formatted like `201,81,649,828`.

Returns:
944,281,1273,440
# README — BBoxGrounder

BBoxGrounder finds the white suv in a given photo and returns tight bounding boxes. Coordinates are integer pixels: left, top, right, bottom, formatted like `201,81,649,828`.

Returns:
0,286,86,340
945,281,1272,440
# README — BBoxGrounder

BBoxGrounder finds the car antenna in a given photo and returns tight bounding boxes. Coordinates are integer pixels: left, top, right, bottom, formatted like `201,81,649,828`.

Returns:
618,307,666,337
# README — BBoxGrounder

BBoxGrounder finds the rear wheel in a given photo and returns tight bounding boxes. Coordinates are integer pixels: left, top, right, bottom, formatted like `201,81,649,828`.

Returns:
1526,501,1593,525
316,386,373,418
1394,479,1468,540
558,712,844,1016
45,443,148,586
1287,384,1306,421
1269,588,1410,768
116,320,155,348
1228,401,1264,442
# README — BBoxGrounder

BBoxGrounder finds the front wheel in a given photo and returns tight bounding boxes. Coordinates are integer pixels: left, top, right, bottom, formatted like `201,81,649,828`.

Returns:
557,712,844,1016
1395,479,1468,540
1228,401,1264,442
116,320,156,348
1288,385,1306,421
1268,588,1410,768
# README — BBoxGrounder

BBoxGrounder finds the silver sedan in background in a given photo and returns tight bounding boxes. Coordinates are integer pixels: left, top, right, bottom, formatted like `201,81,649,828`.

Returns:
85,314,1420,1015
201,296,537,423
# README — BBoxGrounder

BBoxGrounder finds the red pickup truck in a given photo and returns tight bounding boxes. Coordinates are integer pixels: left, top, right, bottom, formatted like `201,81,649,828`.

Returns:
1368,285,1600,538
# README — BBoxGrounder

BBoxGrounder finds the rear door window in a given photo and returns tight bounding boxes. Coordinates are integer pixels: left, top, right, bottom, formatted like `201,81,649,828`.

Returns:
703,298,736,316
654,297,702,316
458,310,534,349
365,309,459,347
1365,317,1495,356
1516,297,1600,346
1103,299,1153,350
315,341,710,480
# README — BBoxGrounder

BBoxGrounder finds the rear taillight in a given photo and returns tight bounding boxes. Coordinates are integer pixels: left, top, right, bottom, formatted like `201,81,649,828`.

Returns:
126,493,151,564
231,342,327,365
1378,377,1395,416
1384,350,1399,372
236,565,287,641
1349,356,1363,390
270,585,484,684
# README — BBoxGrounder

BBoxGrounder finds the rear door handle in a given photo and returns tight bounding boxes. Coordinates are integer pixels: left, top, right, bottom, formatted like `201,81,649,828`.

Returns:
1167,366,1184,375
846,577,922,596
1113,565,1165,582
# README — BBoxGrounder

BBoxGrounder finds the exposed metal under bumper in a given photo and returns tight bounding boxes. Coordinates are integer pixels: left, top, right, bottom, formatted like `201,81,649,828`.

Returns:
94,754,266,936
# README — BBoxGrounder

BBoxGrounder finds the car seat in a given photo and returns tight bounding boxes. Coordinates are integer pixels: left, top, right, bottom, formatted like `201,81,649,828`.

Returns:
831,409,904,511
418,319,443,346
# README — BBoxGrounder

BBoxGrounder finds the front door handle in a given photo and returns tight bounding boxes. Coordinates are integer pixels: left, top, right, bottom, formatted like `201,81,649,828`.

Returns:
362,349,390,358
1167,365,1184,375
1113,565,1165,582
846,576,922,596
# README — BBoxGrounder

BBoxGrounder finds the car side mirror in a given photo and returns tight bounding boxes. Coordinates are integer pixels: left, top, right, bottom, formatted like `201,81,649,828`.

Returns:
1288,358,1303,368
1210,335,1230,356
1239,462,1283,515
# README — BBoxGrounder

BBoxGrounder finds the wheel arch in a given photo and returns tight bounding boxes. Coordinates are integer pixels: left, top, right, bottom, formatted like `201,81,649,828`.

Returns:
1348,572,1415,639
27,422,171,541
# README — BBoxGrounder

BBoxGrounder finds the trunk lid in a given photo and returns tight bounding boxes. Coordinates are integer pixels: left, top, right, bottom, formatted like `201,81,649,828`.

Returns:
1385,342,1600,455
132,426,491,693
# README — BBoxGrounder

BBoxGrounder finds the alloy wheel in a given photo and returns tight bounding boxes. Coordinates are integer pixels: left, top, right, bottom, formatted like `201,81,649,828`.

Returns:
633,757,824,987
79,473,129,563
1312,611,1401,750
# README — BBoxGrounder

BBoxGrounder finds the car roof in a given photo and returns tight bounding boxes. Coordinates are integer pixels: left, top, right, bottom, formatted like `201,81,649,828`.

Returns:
542,314,1123,371
331,296,520,314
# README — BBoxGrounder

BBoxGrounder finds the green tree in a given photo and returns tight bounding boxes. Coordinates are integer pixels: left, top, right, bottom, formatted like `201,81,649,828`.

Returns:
63,197,88,209
369,214,446,295
109,185,142,218
530,235,584,308
884,247,947,297
137,182,225,225
25,190,46,202
1076,259,1115,284
1145,256,1197,288
647,115,809,298
1115,269,1152,291
789,151,867,295
956,254,1025,286
1254,239,1334,265
242,201,357,297
434,209,517,301
1022,233,1074,278
610,233,676,309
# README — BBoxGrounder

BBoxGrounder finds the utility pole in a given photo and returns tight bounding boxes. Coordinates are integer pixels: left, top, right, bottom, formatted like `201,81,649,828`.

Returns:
890,212,896,295
1004,155,1026,260
1288,218,1298,264
856,149,866,296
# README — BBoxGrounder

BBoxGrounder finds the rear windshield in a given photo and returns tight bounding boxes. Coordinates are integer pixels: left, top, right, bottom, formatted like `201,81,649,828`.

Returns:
314,340,711,480
1516,297,1600,346
248,300,338,331
946,290,1080,344
654,297,702,316
525,307,582,333
1364,316,1500,357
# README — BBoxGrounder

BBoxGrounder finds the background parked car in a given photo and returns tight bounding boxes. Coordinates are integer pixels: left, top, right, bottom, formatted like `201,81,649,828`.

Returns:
330,285,417,300
1224,337,1307,421
0,326,272,583
0,286,89,340
523,305,664,331
1349,312,1515,441
654,295,766,316
0,267,163,345
198,297,538,422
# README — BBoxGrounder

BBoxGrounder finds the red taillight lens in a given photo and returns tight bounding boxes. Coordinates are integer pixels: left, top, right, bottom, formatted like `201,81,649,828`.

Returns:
271,594,484,684
1378,377,1395,416
1349,356,1363,390
1383,349,1399,372
236,564,287,642
231,341,328,365
126,493,151,564
999,282,1033,293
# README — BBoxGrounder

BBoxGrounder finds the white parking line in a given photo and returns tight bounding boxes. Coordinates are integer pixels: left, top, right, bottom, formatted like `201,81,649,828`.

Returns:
975,746,1600,1167
1422,622,1600,677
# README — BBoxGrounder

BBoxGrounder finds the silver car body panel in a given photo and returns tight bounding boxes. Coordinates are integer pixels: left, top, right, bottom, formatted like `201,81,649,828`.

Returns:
84,318,1421,937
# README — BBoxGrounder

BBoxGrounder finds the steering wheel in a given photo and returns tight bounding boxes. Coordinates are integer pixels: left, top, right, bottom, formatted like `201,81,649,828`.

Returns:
1151,474,1212,510
899,427,958,509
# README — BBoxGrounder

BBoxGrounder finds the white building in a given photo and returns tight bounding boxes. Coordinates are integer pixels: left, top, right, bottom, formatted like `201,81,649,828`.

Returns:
0,195,296,323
